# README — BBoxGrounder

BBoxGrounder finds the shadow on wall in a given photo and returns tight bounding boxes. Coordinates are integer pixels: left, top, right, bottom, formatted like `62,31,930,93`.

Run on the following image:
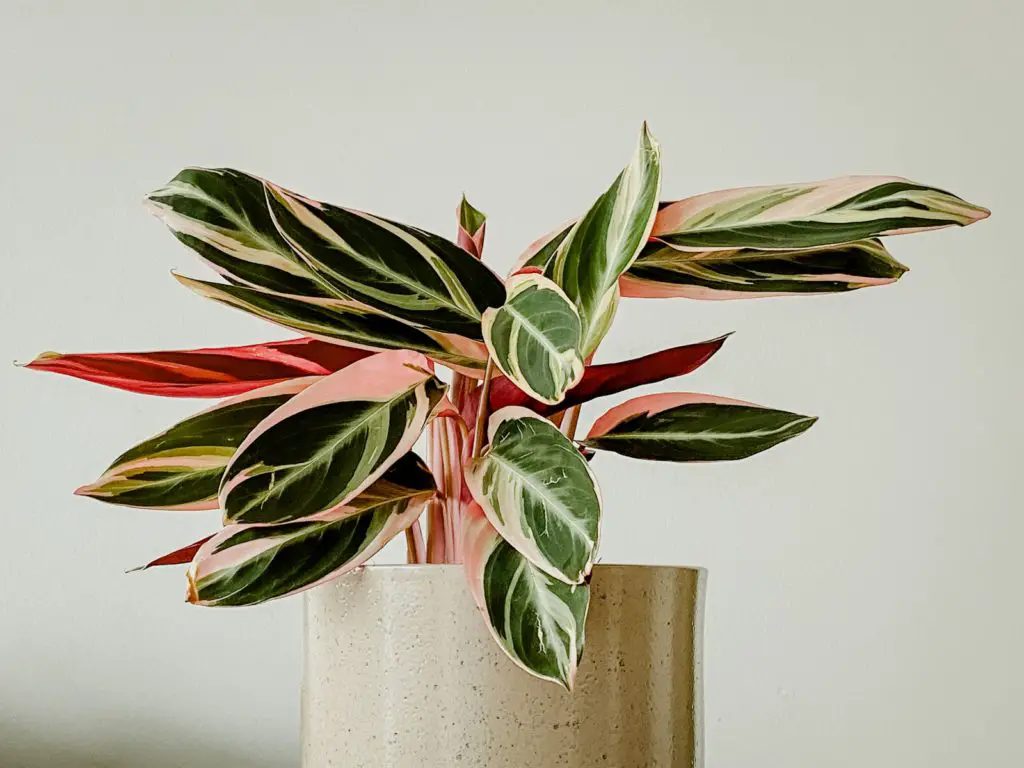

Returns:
0,720,294,768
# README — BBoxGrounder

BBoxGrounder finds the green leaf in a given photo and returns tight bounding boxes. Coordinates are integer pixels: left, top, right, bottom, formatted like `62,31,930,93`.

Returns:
189,453,435,606
220,350,446,524
621,239,908,299
75,378,315,510
652,176,989,251
457,195,487,258
482,273,584,405
265,182,505,338
146,168,329,296
584,393,817,462
545,124,661,355
465,407,601,585
173,274,488,374
509,222,573,275
463,503,590,690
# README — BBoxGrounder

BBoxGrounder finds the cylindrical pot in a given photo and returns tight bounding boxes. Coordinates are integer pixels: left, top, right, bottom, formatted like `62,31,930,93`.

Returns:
302,564,705,768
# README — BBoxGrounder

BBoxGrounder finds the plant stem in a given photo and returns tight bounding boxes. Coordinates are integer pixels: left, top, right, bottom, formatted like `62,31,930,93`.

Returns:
405,520,426,563
561,404,582,440
471,359,495,459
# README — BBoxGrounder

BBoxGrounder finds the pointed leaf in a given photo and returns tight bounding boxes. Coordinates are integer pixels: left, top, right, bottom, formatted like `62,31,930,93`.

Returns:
622,239,907,299
584,393,817,462
189,453,435,606
653,176,989,251
22,337,372,398
76,378,317,510
463,502,590,690
131,535,215,571
174,274,488,375
265,182,505,338
457,195,486,259
545,124,661,354
465,407,601,585
509,222,573,275
146,168,329,296
482,273,584,405
221,350,447,524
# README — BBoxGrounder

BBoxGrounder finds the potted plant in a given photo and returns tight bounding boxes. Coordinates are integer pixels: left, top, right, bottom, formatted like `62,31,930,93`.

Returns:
25,124,987,767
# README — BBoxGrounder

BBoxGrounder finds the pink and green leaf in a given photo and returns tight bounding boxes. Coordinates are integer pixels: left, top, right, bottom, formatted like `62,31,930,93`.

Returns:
22,337,372,398
456,195,487,259
220,350,447,525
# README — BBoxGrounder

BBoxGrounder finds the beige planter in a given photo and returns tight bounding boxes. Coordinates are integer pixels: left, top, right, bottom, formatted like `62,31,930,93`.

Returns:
302,564,705,768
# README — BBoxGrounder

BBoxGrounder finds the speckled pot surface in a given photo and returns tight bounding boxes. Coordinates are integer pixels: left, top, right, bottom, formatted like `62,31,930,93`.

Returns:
302,564,705,768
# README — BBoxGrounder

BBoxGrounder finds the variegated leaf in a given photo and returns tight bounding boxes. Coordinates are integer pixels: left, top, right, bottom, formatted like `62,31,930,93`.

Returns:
482,272,584,405
509,222,573,275
190,453,435,606
175,274,488,375
652,176,990,251
545,124,661,355
456,194,486,259
463,502,590,690
265,182,505,338
621,239,907,299
221,350,446,524
76,378,316,510
146,168,329,296
465,407,601,585
584,393,817,462
22,337,371,397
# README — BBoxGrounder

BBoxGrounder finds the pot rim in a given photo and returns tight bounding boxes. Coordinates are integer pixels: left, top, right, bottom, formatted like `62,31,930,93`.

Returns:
357,562,707,575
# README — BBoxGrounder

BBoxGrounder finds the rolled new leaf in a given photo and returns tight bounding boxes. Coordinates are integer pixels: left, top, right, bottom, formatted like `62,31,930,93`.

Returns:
190,453,435,606
456,195,486,259
621,239,908,299
465,407,601,585
463,502,590,690
584,393,817,462
22,337,372,397
146,168,329,296
76,377,317,509
175,274,488,375
265,182,505,339
652,176,989,251
545,123,662,355
482,272,585,405
220,350,447,525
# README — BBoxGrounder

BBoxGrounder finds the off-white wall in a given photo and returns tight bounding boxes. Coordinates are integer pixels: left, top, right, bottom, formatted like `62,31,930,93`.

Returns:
2,2,1021,766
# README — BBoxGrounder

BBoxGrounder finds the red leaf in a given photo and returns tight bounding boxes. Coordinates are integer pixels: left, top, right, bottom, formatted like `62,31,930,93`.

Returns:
128,535,214,572
22,337,374,398
461,334,731,422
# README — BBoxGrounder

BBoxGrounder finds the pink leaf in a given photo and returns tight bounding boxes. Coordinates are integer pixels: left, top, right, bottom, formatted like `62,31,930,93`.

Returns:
129,535,214,572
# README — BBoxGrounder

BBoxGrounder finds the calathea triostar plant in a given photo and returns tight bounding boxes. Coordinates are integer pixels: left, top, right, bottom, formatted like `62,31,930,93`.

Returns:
25,124,988,688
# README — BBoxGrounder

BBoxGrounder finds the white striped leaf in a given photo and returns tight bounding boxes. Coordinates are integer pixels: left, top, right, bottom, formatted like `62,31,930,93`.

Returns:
75,377,316,510
456,195,486,259
509,222,573,275
545,124,661,355
189,453,435,606
584,393,817,462
146,168,329,296
652,176,990,251
463,503,590,690
482,273,584,405
465,407,601,585
220,350,446,524
621,239,908,299
265,182,505,338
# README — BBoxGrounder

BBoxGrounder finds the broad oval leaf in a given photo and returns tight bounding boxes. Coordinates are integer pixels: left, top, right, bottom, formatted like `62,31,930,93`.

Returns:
146,168,329,296
465,407,601,585
584,392,817,462
482,272,584,405
174,274,488,375
652,176,990,251
265,182,505,339
190,453,435,606
220,350,447,524
545,123,662,355
22,337,372,398
463,502,590,690
622,239,907,299
76,378,317,510
456,194,487,259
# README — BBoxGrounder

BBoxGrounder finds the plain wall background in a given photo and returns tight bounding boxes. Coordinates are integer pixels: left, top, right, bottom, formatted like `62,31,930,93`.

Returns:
2,2,1021,766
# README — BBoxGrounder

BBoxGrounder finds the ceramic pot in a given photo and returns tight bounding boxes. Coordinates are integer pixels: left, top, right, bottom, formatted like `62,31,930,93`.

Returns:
302,564,705,768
